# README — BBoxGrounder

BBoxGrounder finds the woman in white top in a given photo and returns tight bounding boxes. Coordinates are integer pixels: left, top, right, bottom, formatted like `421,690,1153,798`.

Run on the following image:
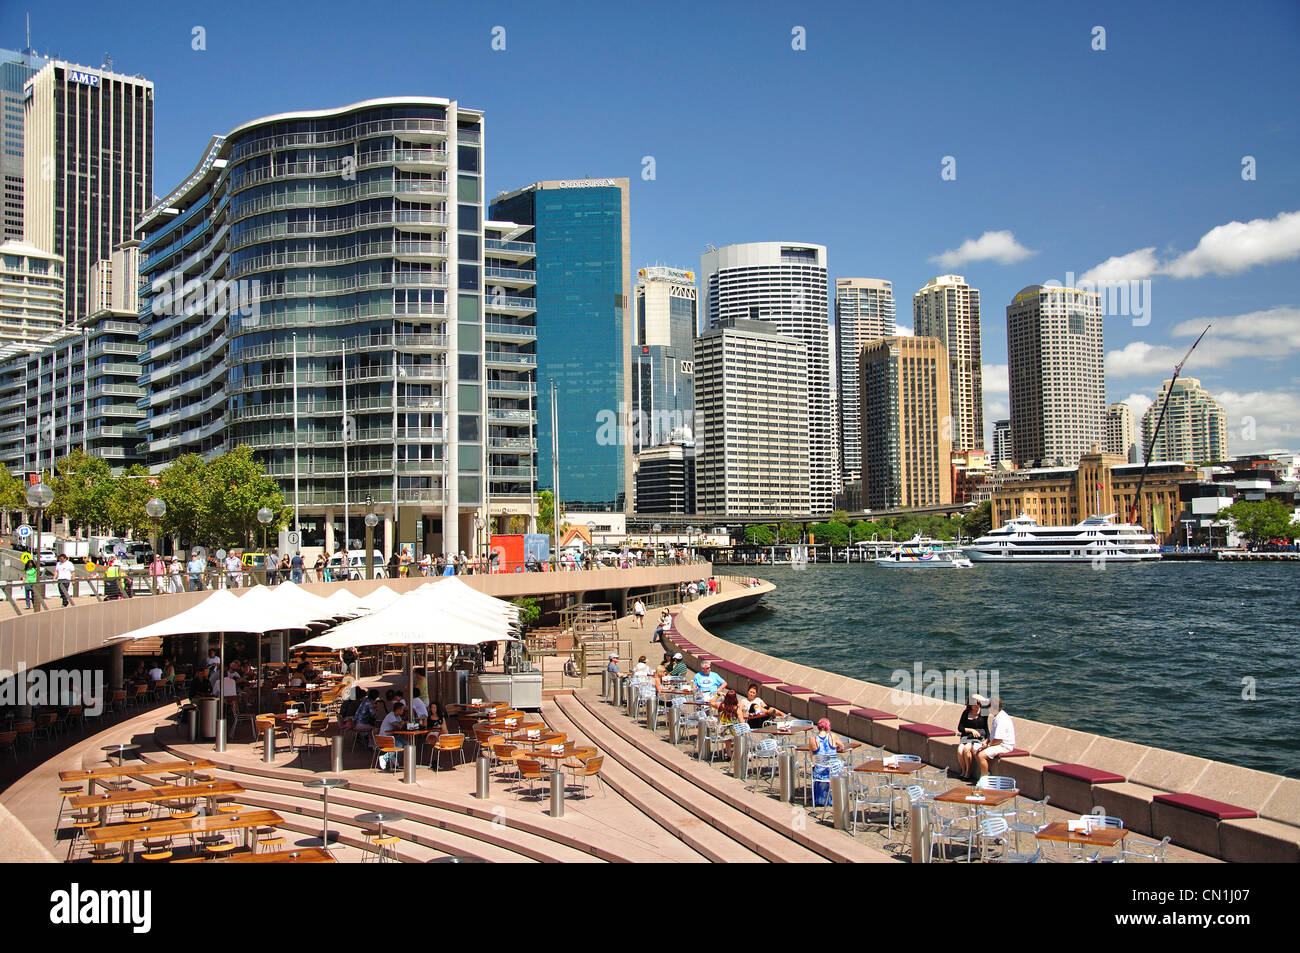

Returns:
632,655,651,679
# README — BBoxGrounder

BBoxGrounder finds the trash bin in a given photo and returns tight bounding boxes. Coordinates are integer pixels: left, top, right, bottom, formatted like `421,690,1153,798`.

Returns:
910,802,932,863
182,704,197,743
831,775,851,831
197,696,218,740
778,751,795,802
731,729,749,780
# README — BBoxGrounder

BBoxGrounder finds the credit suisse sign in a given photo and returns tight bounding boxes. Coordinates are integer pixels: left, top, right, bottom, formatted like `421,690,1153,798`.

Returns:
554,178,616,188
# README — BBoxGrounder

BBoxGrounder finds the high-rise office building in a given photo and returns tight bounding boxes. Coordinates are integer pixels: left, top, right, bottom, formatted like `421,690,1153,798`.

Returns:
694,318,808,517
138,98,487,557
635,442,696,515
0,240,63,346
490,179,632,512
913,274,983,453
1,47,49,242
700,242,834,513
991,418,1011,467
631,266,696,455
1007,284,1104,468
23,60,153,326
1141,378,1228,464
859,336,953,510
835,277,895,486
1105,401,1139,463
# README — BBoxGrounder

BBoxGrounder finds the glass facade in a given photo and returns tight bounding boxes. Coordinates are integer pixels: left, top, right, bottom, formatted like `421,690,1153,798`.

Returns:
490,181,630,512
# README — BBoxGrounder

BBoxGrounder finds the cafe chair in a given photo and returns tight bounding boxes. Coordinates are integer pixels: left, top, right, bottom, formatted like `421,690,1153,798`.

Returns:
429,733,466,771
256,827,285,854
491,742,520,781
371,734,401,773
1005,795,1051,851
848,773,895,837
141,838,174,863
977,815,1041,863
745,738,782,787
90,845,125,864
1119,835,1171,863
563,755,605,798
363,829,401,864
928,800,979,863
54,786,84,833
514,758,546,800
1081,814,1125,862
65,813,100,862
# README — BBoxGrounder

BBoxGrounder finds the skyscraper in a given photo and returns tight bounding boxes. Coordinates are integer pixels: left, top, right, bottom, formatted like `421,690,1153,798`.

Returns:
0,240,63,346
835,277,895,486
694,318,808,517
1141,378,1228,464
1105,401,1138,463
138,97,486,557
490,179,632,512
1007,284,1104,468
700,242,834,514
23,60,153,325
1,47,49,242
991,419,1011,467
632,266,696,454
913,274,983,452
859,336,953,510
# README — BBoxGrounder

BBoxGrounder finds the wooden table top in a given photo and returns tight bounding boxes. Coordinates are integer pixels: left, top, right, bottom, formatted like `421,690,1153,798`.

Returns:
214,847,336,864
1035,821,1128,847
60,759,214,783
934,785,1020,806
853,759,923,775
70,780,244,811
86,809,284,847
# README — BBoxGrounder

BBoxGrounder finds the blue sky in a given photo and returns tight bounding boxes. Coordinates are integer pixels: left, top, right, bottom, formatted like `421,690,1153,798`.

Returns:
7,0,1299,451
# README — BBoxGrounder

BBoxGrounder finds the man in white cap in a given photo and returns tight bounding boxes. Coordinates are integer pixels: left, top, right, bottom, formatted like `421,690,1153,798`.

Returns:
669,653,688,678
606,653,620,676
976,696,1015,782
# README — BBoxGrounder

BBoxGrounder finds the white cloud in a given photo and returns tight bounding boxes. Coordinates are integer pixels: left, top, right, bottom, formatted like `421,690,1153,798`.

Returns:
1121,392,1154,420
982,363,1008,395
893,323,914,337
1105,341,1187,379
1216,389,1300,451
1170,307,1300,361
1079,247,1159,284
930,230,1035,269
1162,210,1300,278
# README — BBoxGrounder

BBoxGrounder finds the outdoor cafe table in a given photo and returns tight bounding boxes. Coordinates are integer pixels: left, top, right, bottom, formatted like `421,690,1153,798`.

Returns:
1035,820,1129,859
853,759,926,826
71,780,245,824
101,743,141,764
214,846,336,863
86,808,285,863
60,759,215,794
356,810,406,858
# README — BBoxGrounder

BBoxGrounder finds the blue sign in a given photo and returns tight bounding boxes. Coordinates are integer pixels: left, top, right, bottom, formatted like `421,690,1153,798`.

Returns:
68,70,99,87
524,534,551,566
16,524,31,539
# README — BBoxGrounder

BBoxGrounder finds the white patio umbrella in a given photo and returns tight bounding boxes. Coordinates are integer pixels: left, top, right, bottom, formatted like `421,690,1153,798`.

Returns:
353,584,402,613
321,587,366,618
266,579,339,622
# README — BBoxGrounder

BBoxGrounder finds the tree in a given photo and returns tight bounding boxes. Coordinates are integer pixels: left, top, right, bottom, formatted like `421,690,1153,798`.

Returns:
202,446,287,547
50,450,113,535
744,524,775,546
777,522,802,543
963,501,993,539
158,454,206,545
511,596,541,628
1216,500,1297,548
537,490,556,536
811,520,849,545
107,465,155,538
0,463,24,533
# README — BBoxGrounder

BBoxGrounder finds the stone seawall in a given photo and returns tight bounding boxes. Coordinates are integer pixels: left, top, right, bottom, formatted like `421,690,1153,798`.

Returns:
669,577,1298,864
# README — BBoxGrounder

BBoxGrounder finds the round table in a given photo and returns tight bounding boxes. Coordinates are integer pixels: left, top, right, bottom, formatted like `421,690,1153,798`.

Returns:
101,743,140,764
427,855,486,863
389,729,427,782
356,810,406,861
304,778,349,846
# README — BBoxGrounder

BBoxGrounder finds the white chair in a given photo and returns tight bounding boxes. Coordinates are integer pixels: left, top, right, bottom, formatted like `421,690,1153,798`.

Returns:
977,815,1041,863
929,799,979,862
1082,814,1125,862
1119,835,1170,863
848,772,896,836
746,737,781,786
1005,795,1050,851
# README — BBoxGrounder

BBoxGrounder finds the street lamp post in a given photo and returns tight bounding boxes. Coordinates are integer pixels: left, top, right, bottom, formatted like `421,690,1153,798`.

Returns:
26,482,53,611
364,513,378,579
474,515,484,573
257,507,274,583
146,498,167,593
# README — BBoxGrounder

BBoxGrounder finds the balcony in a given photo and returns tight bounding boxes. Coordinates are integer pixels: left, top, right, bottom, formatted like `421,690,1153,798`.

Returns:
484,351,536,371
484,321,537,341
486,379,537,397
488,436,536,451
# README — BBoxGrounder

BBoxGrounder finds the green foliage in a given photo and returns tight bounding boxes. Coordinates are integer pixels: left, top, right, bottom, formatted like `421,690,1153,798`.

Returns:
511,596,541,628
962,501,993,539
810,520,849,545
777,522,802,543
159,454,205,543
0,463,24,513
202,446,288,547
106,464,155,538
1216,499,1298,547
51,450,113,533
537,490,555,536
743,524,775,546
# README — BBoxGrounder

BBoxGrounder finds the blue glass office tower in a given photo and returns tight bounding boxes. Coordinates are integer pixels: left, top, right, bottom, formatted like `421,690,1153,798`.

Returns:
490,179,631,512
1,48,48,242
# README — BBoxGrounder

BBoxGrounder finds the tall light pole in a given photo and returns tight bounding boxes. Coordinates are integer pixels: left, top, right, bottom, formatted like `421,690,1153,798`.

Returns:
364,512,378,579
474,514,484,571
257,507,274,582
652,522,661,565
27,481,52,608
146,498,167,588
291,330,300,534
341,341,351,556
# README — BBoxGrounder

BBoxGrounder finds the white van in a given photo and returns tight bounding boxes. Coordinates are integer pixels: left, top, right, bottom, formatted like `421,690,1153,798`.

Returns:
327,550,386,580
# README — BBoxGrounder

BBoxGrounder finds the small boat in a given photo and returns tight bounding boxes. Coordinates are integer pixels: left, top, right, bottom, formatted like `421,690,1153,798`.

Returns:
875,536,973,568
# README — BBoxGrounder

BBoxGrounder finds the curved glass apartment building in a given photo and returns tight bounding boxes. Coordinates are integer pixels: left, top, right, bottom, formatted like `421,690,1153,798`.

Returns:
137,98,526,556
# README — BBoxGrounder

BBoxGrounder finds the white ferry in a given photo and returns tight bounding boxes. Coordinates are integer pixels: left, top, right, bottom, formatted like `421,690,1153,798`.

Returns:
964,514,1161,563
875,536,973,569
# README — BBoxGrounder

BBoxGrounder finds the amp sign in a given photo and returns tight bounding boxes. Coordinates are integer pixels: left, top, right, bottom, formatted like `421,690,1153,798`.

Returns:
68,70,100,87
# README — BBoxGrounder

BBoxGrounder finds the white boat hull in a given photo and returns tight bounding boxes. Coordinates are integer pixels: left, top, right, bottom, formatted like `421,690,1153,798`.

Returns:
964,549,1160,563
875,557,972,568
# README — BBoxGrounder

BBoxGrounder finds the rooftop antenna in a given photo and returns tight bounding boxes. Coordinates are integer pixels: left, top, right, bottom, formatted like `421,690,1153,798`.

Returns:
1128,324,1211,525
103,51,113,71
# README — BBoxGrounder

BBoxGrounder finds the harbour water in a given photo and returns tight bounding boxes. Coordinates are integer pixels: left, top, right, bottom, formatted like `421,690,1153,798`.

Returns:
710,562,1300,778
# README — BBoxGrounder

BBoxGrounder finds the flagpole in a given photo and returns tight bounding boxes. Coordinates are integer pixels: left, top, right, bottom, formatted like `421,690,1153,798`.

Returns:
292,331,300,534
341,341,349,556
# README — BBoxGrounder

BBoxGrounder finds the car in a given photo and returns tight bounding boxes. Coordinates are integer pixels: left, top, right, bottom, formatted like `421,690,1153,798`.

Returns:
241,552,270,571
39,549,57,567
327,550,386,580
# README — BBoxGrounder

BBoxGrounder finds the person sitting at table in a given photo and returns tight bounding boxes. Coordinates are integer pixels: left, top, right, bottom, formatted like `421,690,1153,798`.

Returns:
956,694,989,782
353,689,379,749
669,653,688,679
633,656,651,679
740,683,783,729
161,659,176,688
378,700,409,770
717,690,741,756
409,692,429,724
426,701,446,735
147,660,163,684
810,718,843,806
606,652,620,675
692,660,726,702
288,667,305,689
975,696,1015,783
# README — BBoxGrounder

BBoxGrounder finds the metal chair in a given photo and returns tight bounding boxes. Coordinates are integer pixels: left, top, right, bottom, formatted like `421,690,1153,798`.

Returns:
977,815,1042,863
1119,835,1171,863
430,733,466,771
746,738,782,787
848,772,896,836
928,799,979,862
1005,795,1050,851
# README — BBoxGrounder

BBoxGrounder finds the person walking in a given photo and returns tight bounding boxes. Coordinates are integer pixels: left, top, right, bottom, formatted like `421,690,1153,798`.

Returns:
23,555,39,608
290,550,304,583
55,553,75,606
633,598,646,629
148,553,167,595
186,551,205,591
169,556,184,593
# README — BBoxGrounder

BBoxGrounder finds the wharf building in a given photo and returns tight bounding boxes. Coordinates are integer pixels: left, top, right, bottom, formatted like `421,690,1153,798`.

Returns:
835,277,895,487
490,179,632,514
859,335,953,510
1141,377,1228,466
137,97,496,558
0,242,144,475
23,59,152,327
1007,284,1104,468
912,274,983,452
701,242,835,515
693,318,808,518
